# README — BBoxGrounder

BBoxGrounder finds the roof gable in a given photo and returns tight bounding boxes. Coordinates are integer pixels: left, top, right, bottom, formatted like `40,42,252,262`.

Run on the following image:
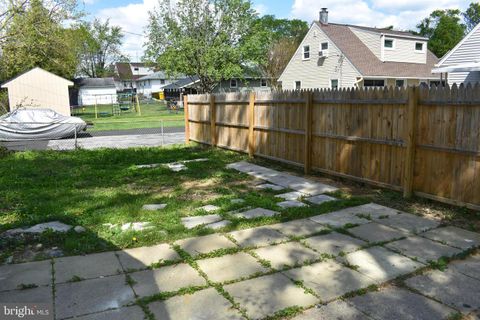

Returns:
437,22,480,66
1,67,73,88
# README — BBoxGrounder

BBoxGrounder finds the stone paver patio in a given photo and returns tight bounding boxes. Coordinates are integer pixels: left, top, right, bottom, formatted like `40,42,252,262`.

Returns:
2,161,479,320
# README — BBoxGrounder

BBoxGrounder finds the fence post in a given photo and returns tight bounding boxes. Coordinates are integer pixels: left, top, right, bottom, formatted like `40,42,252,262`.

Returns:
184,95,190,144
403,86,419,198
210,94,217,147
248,92,256,158
304,91,313,175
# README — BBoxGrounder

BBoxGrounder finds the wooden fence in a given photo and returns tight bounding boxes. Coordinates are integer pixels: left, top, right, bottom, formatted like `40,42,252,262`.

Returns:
184,85,480,210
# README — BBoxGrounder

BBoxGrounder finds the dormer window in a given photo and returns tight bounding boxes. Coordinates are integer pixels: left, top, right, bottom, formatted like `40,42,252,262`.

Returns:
415,42,424,51
303,45,310,60
384,39,394,49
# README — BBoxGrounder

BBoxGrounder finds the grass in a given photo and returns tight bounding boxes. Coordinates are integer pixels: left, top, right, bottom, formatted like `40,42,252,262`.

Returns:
0,144,370,263
73,101,184,131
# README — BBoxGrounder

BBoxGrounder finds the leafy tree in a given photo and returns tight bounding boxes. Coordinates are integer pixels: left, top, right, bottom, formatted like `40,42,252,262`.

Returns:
261,38,298,89
144,0,261,93
416,9,465,57
463,2,480,32
0,0,80,81
76,19,124,78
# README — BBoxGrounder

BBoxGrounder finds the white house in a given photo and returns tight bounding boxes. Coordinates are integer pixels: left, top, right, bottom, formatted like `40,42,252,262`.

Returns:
114,62,155,91
136,71,179,98
279,8,440,90
432,23,480,86
1,67,73,116
75,78,117,106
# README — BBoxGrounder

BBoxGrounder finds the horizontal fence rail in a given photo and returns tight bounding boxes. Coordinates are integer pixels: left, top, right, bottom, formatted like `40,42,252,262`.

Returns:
185,85,480,211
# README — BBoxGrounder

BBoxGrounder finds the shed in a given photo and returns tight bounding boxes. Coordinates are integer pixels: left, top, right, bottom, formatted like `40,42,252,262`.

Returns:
75,78,117,106
1,67,73,116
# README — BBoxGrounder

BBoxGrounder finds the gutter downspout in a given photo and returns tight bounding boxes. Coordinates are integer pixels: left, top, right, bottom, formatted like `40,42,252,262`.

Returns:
355,77,364,88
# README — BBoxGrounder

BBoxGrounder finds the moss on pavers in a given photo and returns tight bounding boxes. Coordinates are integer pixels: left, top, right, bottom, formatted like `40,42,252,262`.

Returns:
0,260,52,291
223,273,317,320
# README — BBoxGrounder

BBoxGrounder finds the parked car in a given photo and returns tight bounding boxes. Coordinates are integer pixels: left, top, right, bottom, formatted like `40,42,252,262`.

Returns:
0,108,86,141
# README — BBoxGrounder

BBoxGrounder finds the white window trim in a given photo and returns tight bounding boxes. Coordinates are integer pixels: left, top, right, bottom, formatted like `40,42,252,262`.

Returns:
414,41,426,53
260,79,268,87
320,42,329,51
384,38,395,50
302,45,311,60
294,81,302,90
230,79,238,89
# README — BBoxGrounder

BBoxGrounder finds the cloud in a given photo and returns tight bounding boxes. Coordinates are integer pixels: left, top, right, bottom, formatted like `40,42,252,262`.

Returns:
291,0,471,30
95,0,157,60
254,3,268,16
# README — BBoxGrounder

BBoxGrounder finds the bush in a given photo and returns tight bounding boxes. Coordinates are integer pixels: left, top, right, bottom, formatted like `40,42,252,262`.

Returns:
0,90,8,115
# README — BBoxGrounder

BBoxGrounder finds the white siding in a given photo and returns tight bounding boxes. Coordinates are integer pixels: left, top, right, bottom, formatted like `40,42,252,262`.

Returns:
383,37,427,64
213,79,271,93
2,68,73,116
78,87,117,106
137,79,175,97
279,24,361,90
441,26,480,85
350,28,381,59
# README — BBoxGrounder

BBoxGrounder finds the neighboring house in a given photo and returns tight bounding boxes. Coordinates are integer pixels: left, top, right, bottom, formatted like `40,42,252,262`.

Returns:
75,78,117,106
163,76,200,100
136,71,180,98
432,22,480,86
279,8,439,90
213,77,271,93
1,67,73,116
113,62,155,92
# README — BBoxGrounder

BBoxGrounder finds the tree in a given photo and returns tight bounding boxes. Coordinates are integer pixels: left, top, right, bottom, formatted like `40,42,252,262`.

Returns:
463,2,480,32
0,0,80,81
416,9,465,58
261,38,298,89
145,0,261,93
76,19,124,78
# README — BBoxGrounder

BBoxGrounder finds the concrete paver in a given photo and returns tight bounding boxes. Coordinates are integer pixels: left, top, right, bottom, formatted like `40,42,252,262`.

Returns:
421,226,480,250
405,269,480,313
181,214,223,229
349,286,456,320
130,263,206,297
206,220,232,229
269,219,328,237
309,210,370,228
283,260,376,302
253,242,319,269
302,232,366,256
275,191,306,201
55,274,135,319
348,223,408,243
142,204,167,211
0,260,52,291
255,183,285,191
385,236,462,264
74,306,146,320
233,208,280,219
224,272,317,320
305,194,337,205
54,252,122,283
175,234,236,257
0,286,52,304
198,205,220,212
149,287,244,320
197,252,268,283
228,226,289,248
448,254,480,280
292,301,373,320
376,213,440,234
116,243,181,271
277,200,308,209
343,247,423,282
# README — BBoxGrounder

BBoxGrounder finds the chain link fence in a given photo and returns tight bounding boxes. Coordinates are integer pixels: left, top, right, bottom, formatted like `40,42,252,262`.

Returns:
0,120,185,151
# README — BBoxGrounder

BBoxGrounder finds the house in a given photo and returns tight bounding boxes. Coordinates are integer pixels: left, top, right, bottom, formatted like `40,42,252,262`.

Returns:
163,76,200,101
136,71,180,98
279,8,440,90
75,78,117,106
432,22,480,86
1,67,73,116
213,77,271,93
113,62,155,92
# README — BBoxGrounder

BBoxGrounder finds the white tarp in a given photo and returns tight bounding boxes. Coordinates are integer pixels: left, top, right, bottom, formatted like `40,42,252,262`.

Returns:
0,108,86,141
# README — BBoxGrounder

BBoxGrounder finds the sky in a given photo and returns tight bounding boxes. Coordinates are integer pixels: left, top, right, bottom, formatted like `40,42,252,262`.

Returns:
79,0,473,60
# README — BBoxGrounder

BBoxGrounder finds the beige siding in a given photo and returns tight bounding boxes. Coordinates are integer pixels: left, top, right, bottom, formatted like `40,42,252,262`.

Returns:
2,68,73,116
350,28,381,59
279,24,361,90
383,37,427,64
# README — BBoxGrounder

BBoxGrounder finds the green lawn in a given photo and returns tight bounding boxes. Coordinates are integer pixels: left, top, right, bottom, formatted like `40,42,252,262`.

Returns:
0,145,368,263
74,101,185,131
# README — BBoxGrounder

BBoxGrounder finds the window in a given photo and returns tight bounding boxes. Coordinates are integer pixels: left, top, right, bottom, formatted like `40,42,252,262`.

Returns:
160,79,165,85
303,45,310,60
384,39,394,49
134,67,139,71
295,81,301,90
395,79,405,87
363,79,385,87
321,42,329,50
261,79,267,87
415,42,424,51
230,79,238,88
331,79,339,89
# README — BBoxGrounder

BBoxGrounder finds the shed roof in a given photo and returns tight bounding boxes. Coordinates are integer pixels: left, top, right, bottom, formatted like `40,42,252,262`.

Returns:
163,76,200,90
75,77,116,88
1,67,73,88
